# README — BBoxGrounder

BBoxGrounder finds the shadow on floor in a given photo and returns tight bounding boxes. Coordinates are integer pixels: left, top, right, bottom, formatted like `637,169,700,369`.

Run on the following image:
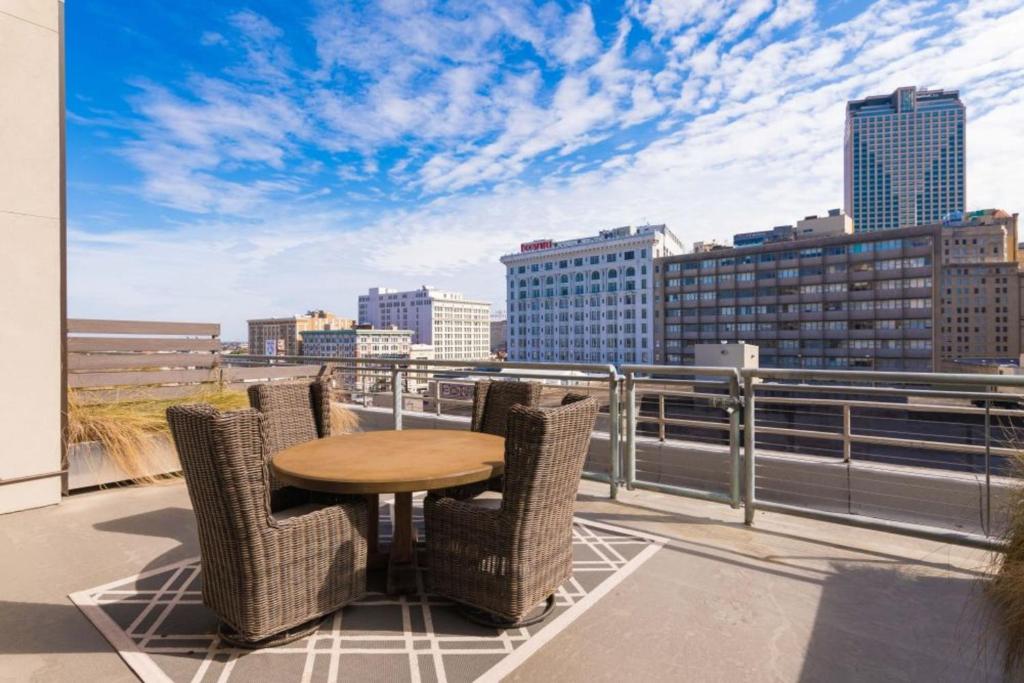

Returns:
93,506,201,585
798,565,1003,682
574,495,993,578
0,601,115,654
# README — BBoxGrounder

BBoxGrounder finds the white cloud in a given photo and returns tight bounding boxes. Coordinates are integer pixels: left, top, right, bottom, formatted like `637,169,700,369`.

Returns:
552,5,601,64
71,0,1024,339
199,31,226,46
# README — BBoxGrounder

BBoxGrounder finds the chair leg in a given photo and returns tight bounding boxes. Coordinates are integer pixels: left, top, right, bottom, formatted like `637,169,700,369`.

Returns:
217,616,325,649
456,595,556,629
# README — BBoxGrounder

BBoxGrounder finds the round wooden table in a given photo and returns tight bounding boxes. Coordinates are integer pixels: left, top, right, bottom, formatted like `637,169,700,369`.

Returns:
272,429,505,594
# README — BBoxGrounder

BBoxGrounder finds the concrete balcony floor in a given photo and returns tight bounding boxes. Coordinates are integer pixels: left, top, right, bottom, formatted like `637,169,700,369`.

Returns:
0,479,1004,682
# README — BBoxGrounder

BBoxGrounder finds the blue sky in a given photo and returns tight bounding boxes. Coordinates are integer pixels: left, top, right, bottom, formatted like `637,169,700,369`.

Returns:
67,0,1024,340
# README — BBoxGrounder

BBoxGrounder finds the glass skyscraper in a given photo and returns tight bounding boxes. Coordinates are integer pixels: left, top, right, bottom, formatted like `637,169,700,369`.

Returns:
844,87,965,232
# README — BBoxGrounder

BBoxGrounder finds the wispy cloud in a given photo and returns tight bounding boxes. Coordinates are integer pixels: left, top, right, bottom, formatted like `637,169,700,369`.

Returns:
68,0,1024,338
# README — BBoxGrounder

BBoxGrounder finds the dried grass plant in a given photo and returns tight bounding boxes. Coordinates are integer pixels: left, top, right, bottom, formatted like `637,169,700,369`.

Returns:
330,401,360,434
989,449,1024,677
66,387,249,484
67,388,360,485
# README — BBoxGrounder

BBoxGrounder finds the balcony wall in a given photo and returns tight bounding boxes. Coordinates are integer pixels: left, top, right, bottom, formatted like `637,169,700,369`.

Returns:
0,2,63,514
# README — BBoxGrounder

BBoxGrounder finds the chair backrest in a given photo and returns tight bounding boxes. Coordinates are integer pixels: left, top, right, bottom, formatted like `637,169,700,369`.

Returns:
247,380,331,454
471,380,543,436
166,405,272,585
560,392,590,406
500,397,599,549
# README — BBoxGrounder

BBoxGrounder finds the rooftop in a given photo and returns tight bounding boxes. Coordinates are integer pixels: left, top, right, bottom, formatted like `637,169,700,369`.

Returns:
0,478,1001,681
501,224,681,261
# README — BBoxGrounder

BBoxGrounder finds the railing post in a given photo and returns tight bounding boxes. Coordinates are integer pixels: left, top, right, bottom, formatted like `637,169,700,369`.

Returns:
434,378,441,417
625,371,636,491
984,399,991,536
743,374,756,525
842,404,852,463
608,371,620,500
658,393,666,442
729,374,741,509
392,367,403,431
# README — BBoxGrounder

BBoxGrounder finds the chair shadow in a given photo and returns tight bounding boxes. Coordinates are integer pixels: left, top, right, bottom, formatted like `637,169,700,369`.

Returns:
0,505,203,657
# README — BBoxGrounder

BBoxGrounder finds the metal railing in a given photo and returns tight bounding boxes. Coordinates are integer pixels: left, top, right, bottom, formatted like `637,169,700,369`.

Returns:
225,354,1024,550
738,368,1024,550
622,365,743,508
226,355,623,497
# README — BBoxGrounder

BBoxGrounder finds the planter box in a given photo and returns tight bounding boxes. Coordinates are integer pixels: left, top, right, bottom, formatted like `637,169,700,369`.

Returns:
67,434,181,490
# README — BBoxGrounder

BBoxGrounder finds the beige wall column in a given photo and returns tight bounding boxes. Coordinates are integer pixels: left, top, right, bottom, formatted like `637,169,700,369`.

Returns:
0,1,65,513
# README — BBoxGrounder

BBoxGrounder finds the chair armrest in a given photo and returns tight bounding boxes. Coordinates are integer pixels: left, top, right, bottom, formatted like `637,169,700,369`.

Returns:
426,496,503,548
270,499,368,541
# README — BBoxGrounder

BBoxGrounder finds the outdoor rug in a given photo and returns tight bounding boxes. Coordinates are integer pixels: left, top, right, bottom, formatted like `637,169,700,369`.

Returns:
71,498,664,683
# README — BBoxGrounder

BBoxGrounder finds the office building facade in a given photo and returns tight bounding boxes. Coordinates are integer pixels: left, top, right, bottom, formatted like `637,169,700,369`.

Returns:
247,310,355,357
939,210,1021,367
301,328,414,392
489,319,507,355
655,210,1022,372
357,286,490,361
300,328,413,359
501,225,684,364
845,87,965,232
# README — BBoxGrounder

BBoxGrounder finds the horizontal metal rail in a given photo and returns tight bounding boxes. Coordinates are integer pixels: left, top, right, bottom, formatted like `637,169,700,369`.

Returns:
755,394,1024,417
0,470,66,487
746,366,1024,388
226,355,1024,549
755,500,1002,551
753,382,1024,403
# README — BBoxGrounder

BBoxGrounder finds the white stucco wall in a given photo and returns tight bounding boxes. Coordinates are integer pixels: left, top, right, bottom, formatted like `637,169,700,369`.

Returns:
0,1,64,513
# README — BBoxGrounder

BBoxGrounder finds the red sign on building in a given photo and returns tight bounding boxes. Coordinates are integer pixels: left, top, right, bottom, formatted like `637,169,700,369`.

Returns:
520,240,553,252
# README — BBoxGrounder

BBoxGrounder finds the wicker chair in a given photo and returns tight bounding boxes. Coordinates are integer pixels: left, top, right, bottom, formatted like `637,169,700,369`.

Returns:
471,380,543,435
167,405,368,647
247,379,331,450
434,380,542,500
247,380,332,510
425,396,599,627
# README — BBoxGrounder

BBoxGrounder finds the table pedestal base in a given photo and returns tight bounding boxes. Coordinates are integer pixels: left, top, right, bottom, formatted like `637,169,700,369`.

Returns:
386,492,418,594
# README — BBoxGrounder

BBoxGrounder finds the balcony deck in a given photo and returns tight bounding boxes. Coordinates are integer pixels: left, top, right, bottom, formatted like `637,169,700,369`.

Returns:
0,479,1003,682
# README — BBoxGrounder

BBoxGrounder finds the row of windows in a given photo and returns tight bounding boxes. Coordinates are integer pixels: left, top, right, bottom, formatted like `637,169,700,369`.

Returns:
663,352,931,370
512,334,649,347
510,249,648,274
512,280,647,298
662,240,932,272
510,294,648,312
512,267,643,287
667,284,933,302
510,351,650,363
666,275,932,290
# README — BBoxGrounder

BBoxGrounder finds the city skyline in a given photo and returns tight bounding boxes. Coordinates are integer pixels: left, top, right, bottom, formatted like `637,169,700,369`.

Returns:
66,1,1024,340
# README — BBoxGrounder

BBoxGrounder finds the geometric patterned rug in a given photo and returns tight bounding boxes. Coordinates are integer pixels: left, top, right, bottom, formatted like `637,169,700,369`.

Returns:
70,498,664,683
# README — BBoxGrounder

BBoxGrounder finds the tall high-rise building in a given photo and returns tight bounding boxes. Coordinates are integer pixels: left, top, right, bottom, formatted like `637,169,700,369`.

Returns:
357,286,490,361
501,225,683,365
844,86,965,232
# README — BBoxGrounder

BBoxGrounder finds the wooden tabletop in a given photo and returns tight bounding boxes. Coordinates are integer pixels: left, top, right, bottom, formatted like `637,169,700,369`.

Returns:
271,429,505,494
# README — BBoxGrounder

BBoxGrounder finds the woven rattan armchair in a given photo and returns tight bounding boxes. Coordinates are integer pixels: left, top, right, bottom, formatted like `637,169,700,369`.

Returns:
247,379,331,451
167,404,368,647
435,379,542,500
471,379,543,435
425,396,599,627
247,380,332,509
